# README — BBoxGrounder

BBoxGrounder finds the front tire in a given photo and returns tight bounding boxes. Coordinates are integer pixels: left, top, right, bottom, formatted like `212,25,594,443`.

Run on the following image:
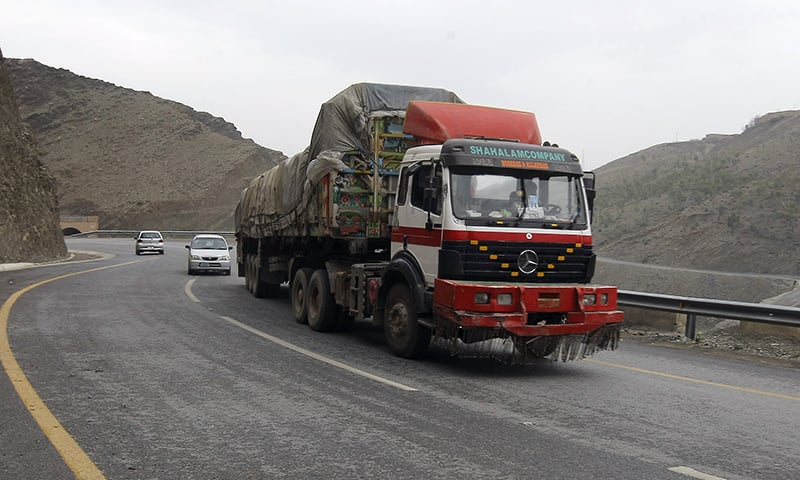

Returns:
384,283,430,358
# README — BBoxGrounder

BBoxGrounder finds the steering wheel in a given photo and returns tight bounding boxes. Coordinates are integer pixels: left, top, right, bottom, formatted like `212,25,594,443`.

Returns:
545,204,561,215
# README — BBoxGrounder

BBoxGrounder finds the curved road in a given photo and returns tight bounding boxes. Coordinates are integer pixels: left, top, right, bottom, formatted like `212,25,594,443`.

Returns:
1,238,798,479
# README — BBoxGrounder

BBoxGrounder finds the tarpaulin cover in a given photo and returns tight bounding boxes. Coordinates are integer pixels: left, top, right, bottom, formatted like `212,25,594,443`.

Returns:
237,83,463,238
307,83,463,161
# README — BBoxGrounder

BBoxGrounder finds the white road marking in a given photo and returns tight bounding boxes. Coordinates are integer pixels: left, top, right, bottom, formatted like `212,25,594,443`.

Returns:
221,316,418,392
669,466,729,480
184,278,200,303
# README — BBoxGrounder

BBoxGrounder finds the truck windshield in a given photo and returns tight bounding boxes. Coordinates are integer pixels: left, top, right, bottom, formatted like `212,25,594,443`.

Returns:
449,169,588,227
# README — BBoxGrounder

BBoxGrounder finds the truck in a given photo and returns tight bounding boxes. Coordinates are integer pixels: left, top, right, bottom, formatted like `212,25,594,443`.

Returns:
235,83,622,363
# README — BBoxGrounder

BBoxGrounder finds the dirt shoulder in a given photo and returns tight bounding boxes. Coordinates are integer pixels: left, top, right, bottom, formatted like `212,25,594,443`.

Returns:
621,325,800,368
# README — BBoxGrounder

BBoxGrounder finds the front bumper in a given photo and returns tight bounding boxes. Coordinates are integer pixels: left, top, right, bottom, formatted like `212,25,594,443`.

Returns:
432,279,624,337
189,260,231,272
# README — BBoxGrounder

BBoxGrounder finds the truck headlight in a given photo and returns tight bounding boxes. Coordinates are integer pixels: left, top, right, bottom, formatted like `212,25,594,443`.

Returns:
582,293,597,306
497,293,513,305
474,292,489,304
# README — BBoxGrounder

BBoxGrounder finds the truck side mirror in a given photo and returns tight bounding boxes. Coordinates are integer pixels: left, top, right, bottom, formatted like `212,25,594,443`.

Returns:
423,186,438,211
423,176,441,213
583,172,596,223
423,175,441,231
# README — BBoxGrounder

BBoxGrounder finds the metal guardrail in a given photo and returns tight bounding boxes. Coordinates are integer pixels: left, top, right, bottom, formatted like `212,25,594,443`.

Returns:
68,230,235,239
618,290,800,339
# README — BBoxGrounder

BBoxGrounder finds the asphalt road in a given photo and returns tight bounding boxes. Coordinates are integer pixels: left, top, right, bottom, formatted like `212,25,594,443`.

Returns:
1,238,798,480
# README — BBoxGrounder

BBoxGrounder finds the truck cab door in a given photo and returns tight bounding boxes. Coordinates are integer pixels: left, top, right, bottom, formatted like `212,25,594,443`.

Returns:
392,162,444,287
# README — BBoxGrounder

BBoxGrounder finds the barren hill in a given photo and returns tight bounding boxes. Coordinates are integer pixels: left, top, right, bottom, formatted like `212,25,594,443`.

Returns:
593,111,800,276
6,58,285,231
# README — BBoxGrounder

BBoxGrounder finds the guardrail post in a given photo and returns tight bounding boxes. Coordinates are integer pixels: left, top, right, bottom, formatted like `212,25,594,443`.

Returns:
685,313,697,341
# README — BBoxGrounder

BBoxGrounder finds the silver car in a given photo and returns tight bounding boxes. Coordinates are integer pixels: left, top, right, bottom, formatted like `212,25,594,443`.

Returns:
185,234,232,275
134,230,164,255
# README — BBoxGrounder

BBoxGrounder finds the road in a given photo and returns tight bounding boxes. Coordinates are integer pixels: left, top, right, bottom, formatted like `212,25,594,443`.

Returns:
1,238,798,480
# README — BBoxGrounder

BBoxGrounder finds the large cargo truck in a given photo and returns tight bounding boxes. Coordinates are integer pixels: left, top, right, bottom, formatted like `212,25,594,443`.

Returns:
235,83,622,362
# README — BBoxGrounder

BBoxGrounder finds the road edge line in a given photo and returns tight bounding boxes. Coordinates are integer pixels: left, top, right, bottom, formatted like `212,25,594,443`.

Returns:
221,316,418,392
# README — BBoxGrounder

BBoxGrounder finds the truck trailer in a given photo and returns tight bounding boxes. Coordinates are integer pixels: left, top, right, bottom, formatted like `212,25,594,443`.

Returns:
235,83,622,363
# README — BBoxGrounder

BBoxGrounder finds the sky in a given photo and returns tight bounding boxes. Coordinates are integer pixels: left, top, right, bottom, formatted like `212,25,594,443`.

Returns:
2,0,799,170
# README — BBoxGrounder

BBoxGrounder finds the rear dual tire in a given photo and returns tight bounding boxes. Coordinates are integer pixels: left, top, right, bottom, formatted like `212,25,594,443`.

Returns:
244,254,270,297
306,269,338,332
291,268,314,324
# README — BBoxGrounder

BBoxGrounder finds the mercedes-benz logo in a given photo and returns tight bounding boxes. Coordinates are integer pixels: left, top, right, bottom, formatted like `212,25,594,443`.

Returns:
518,249,539,274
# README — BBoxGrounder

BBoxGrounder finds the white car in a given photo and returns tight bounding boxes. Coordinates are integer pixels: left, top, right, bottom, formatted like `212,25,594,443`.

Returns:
185,234,232,275
134,230,164,255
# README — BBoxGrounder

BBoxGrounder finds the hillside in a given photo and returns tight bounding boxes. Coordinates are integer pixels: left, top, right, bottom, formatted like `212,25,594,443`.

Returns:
6,58,285,231
593,111,800,276
0,51,66,262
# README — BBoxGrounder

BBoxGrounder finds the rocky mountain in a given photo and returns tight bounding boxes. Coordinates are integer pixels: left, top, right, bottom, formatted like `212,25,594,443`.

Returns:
0,51,66,263
593,111,800,276
6,58,286,232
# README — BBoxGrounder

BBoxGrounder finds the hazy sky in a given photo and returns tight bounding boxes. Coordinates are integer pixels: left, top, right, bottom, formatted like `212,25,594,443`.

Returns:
2,0,799,169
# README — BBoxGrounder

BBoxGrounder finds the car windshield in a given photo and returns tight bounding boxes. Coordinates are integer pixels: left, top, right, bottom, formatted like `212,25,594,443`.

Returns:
141,232,161,239
192,238,227,249
449,168,588,227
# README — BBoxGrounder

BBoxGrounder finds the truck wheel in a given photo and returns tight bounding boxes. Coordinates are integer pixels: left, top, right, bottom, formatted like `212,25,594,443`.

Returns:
306,269,337,332
252,259,268,298
384,284,431,358
244,255,253,291
291,267,314,324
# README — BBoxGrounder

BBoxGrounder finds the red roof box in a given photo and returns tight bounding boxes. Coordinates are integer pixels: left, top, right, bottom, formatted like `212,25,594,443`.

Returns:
403,101,541,145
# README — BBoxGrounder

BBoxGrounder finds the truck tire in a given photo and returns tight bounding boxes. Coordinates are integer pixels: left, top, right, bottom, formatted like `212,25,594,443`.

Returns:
306,269,337,332
291,267,314,324
251,257,269,298
384,283,431,358
245,254,254,292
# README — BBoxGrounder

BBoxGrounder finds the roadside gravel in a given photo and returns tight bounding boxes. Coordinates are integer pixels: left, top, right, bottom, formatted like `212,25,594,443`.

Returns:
621,323,800,367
